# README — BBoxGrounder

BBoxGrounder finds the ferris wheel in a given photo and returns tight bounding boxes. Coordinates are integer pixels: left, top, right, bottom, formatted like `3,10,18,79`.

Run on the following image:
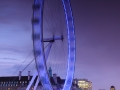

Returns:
27,0,76,90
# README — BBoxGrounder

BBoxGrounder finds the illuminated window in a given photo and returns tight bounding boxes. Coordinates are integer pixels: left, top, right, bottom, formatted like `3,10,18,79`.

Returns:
22,83,24,86
8,84,10,86
78,81,85,83
77,80,92,89
0,84,2,87
3,84,5,86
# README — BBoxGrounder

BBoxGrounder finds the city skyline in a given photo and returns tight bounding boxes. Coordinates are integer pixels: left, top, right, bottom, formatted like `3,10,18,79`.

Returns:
0,0,120,90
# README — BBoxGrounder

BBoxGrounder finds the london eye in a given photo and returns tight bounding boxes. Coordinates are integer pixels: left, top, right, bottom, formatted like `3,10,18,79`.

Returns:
27,0,76,90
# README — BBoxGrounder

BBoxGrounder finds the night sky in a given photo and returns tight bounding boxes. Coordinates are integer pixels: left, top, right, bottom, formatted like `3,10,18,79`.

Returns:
0,0,120,90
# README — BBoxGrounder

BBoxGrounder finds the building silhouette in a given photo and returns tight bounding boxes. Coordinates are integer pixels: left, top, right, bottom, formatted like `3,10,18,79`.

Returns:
110,86,115,90
73,78,92,90
0,69,92,90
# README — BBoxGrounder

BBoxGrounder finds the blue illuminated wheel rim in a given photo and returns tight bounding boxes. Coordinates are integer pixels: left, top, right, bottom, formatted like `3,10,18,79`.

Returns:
32,0,76,90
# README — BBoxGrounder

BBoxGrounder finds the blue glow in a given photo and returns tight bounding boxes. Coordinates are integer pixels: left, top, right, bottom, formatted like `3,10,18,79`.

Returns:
62,0,76,90
32,0,76,90
32,0,53,89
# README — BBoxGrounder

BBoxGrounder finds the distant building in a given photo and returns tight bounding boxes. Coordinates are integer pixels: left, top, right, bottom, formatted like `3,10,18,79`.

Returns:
0,75,64,90
0,69,92,90
73,79,92,90
110,86,115,90
0,76,30,90
0,76,92,90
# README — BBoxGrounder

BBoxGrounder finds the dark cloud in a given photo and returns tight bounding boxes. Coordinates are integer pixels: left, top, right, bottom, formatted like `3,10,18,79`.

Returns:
0,0,33,32
0,0,120,89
